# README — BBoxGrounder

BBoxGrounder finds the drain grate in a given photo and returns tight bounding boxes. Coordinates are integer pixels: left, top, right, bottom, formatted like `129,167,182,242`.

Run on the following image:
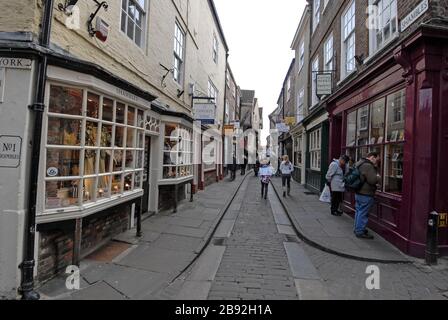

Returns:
213,238,226,246
285,234,300,243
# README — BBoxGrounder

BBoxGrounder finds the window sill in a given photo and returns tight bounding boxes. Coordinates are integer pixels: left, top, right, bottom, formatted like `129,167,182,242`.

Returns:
365,33,400,65
37,190,143,224
159,175,194,185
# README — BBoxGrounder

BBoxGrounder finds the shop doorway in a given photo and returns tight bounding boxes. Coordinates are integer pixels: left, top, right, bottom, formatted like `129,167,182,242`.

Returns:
142,136,151,213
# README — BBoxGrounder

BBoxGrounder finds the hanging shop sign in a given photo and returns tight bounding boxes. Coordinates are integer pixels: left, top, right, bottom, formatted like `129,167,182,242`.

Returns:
0,57,32,69
0,135,22,168
193,103,216,125
285,117,296,127
316,73,333,96
0,68,5,103
276,123,290,133
401,0,429,32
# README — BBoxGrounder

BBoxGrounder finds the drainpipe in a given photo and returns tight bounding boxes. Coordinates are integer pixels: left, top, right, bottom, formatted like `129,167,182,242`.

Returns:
19,0,54,300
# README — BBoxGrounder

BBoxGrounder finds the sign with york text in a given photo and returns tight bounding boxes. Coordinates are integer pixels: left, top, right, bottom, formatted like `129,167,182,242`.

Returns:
0,135,22,168
0,57,32,70
401,0,429,32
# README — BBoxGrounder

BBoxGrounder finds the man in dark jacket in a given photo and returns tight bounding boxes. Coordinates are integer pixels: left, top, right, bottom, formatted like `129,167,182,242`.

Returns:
354,152,381,239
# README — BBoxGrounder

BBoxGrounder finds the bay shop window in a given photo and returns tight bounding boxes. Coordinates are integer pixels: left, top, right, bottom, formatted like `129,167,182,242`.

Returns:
163,123,193,180
43,84,147,212
344,88,406,195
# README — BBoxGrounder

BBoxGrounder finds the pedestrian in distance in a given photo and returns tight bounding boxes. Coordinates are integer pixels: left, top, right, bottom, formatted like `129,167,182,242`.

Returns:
230,153,237,181
348,152,381,240
280,155,294,197
259,159,273,200
325,155,350,216
254,159,261,177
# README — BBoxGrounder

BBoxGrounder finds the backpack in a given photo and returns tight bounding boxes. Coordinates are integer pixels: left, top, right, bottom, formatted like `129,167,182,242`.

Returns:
344,161,369,192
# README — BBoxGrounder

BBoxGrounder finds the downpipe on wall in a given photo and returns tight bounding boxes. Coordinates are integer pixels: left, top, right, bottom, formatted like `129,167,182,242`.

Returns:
19,0,55,301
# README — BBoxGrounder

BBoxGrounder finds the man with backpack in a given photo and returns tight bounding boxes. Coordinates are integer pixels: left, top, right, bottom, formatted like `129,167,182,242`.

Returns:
345,152,381,240
259,159,274,200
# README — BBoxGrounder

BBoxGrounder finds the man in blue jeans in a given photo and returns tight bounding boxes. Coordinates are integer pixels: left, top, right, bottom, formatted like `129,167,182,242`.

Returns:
354,152,381,240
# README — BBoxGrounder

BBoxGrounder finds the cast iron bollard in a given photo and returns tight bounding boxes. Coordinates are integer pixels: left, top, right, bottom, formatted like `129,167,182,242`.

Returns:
425,211,439,265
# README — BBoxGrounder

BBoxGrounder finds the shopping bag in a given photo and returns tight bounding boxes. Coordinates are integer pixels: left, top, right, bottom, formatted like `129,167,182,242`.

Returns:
319,185,332,203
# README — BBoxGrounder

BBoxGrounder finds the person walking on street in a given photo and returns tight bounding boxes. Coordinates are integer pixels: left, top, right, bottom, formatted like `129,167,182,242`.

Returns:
259,159,273,200
280,155,294,197
326,155,350,216
230,153,237,181
354,152,381,239
254,159,260,177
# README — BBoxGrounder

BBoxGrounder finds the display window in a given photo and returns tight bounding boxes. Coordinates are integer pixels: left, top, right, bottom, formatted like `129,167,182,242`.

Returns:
344,88,405,195
162,123,193,180
43,84,146,213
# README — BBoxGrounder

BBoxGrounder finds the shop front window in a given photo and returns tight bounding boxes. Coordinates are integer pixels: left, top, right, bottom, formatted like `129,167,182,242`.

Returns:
163,123,193,180
344,88,406,195
310,129,321,171
43,84,146,213
294,134,303,167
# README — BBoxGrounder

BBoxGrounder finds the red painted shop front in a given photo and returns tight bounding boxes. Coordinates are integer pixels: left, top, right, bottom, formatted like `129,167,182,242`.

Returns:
327,26,448,258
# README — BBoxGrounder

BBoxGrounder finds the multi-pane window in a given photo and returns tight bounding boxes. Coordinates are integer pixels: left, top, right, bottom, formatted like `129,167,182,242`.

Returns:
121,0,146,47
311,56,319,107
370,0,398,54
213,35,219,63
294,134,304,167
344,88,406,195
44,85,146,212
310,129,322,171
163,123,193,180
299,41,305,71
324,35,334,71
208,80,218,102
342,1,356,77
286,77,291,101
297,89,305,124
173,22,185,85
226,70,230,88
313,0,321,31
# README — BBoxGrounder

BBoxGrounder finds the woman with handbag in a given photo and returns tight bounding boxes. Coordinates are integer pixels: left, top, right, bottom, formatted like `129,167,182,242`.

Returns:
325,155,350,216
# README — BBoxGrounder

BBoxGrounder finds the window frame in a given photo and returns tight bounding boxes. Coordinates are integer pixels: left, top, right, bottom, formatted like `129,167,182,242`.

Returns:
42,83,146,216
162,123,194,181
309,128,322,171
311,56,319,108
324,34,334,71
343,88,406,196
313,0,321,32
212,34,219,63
341,1,356,79
369,0,398,55
173,21,186,85
120,0,147,48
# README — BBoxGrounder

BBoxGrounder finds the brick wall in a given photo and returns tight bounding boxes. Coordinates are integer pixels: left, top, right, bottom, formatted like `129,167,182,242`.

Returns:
158,185,186,211
308,0,445,89
37,203,130,284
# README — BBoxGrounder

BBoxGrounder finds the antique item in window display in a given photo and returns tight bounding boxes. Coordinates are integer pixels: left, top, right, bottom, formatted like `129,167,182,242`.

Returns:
87,93,100,119
49,85,82,116
47,118,82,146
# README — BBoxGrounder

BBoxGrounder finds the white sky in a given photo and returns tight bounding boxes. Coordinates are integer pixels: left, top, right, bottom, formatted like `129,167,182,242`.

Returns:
214,0,307,146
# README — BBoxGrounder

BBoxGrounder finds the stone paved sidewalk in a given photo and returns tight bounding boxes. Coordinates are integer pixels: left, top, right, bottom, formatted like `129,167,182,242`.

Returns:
270,177,409,263
37,173,249,300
